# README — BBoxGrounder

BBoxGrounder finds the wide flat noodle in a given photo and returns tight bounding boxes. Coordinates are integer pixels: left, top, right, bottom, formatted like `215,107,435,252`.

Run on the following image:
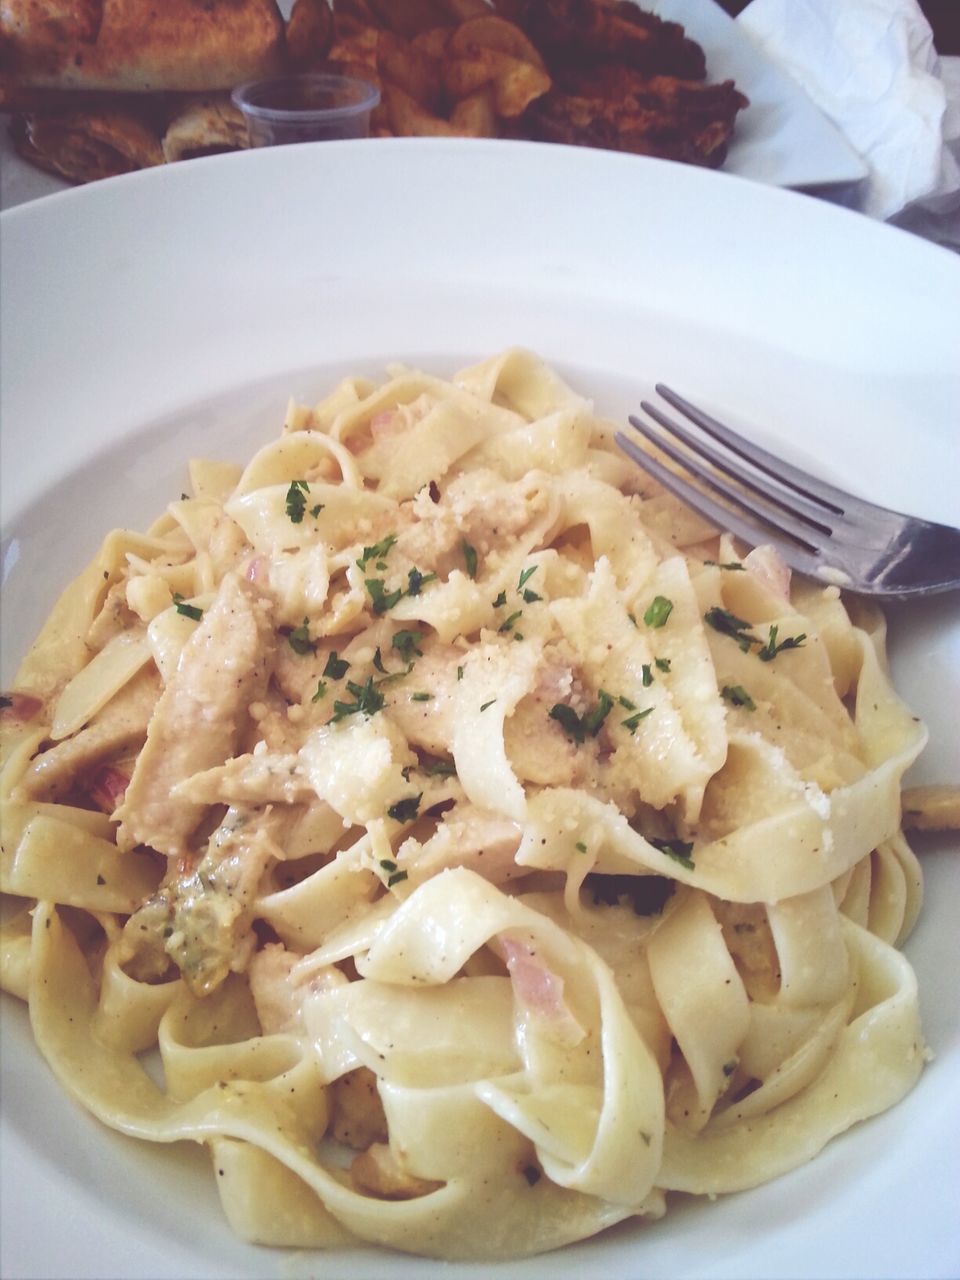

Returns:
0,350,939,1262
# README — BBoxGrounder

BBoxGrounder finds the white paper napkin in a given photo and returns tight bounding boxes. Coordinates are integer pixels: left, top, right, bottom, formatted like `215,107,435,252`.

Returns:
738,0,960,244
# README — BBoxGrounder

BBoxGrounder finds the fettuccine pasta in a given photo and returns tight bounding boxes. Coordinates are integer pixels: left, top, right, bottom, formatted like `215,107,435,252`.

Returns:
0,352,935,1260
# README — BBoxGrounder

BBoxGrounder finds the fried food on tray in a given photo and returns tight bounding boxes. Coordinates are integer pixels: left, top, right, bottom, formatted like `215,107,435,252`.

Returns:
9,104,164,181
0,0,286,92
494,0,706,78
284,0,336,72
527,60,749,167
340,0,747,165
1,0,749,184
522,84,745,167
161,96,250,162
0,0,335,182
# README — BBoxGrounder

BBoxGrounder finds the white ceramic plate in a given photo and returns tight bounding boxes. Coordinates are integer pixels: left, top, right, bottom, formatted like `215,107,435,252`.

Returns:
1,140,957,1280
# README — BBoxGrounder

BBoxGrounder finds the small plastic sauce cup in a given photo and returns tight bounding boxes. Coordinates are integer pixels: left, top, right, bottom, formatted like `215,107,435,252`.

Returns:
231,73,381,146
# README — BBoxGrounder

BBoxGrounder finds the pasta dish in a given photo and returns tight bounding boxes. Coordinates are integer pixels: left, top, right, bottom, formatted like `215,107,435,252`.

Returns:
0,351,937,1259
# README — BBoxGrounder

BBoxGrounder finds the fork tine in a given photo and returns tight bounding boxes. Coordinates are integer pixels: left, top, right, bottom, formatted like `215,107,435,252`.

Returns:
637,400,835,534
627,413,829,552
614,430,826,580
655,385,861,516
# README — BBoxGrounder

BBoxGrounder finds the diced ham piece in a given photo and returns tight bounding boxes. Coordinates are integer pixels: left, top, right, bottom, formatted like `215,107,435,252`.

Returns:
88,764,129,814
499,936,585,1047
0,692,44,722
370,410,406,439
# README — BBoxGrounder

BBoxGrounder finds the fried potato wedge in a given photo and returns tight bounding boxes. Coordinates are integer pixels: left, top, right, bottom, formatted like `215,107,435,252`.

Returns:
447,14,547,71
327,24,380,71
443,47,551,119
366,0,452,38
449,85,497,136
376,29,444,111
411,27,455,59
384,81,493,137
284,0,335,71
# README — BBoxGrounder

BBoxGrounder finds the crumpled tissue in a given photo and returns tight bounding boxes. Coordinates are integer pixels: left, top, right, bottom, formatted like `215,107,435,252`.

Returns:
738,0,960,244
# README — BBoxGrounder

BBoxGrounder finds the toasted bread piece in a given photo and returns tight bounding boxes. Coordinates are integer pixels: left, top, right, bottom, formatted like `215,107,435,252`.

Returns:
0,0,285,92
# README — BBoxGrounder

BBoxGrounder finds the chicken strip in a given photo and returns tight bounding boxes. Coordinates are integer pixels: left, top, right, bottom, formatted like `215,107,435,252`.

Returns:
19,666,161,803
116,573,275,857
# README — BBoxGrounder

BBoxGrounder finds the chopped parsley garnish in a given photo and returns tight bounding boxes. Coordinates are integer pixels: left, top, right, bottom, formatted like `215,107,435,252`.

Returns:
704,559,745,570
323,650,350,680
622,707,654,733
462,540,478,579
363,565,435,616
549,702,585,743
287,618,316,655
641,663,653,687
456,665,464,681
492,590,507,608
655,656,671,672
365,578,404,615
522,588,542,604
757,624,806,662
704,606,756,651
356,533,397,571
480,699,496,712
285,479,309,523
372,647,387,674
722,684,756,710
379,859,397,872
644,595,674,628
392,629,424,661
387,870,408,888
406,567,436,596
549,692,615,743
410,691,432,702
618,695,636,710
651,837,696,871
310,503,324,518
329,676,385,723
517,565,538,591
172,593,203,621
498,610,523,634
311,680,327,703
387,794,422,822
575,841,588,853
583,689,615,736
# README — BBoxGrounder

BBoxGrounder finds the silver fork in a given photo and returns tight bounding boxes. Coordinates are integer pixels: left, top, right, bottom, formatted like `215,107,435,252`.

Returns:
616,387,960,598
